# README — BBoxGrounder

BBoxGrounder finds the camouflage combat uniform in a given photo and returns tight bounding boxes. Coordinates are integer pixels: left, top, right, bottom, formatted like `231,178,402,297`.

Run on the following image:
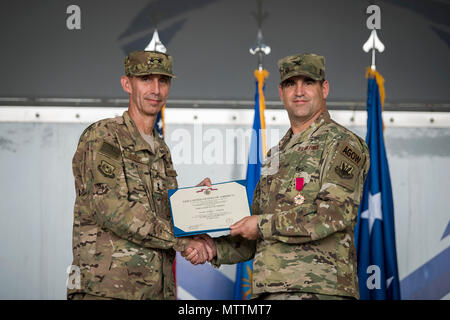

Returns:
213,53,370,299
67,50,188,300
67,111,188,300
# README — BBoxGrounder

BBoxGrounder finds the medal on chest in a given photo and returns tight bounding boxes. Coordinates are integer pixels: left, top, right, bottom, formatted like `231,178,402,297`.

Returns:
294,177,305,205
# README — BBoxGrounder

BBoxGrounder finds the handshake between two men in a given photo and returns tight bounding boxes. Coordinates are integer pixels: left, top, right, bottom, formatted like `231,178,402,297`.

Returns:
180,178,259,265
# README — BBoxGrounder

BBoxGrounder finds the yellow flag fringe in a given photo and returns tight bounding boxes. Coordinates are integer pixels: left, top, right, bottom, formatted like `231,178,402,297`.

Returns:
254,69,269,158
366,68,385,108
366,68,386,131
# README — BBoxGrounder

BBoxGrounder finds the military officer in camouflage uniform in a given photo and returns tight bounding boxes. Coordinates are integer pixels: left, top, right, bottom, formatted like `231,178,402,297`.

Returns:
67,51,213,300
187,53,370,300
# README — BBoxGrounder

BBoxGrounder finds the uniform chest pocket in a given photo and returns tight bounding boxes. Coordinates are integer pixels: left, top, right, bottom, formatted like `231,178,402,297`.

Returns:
301,204,317,223
150,160,178,194
122,155,150,202
275,149,310,194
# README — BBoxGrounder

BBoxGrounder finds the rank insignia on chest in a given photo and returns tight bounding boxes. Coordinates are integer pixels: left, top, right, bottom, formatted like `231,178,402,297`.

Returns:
335,161,354,179
98,160,116,179
294,177,305,205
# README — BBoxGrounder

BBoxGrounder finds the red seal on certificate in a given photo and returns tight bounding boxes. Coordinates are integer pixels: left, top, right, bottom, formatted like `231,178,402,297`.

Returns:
294,177,305,205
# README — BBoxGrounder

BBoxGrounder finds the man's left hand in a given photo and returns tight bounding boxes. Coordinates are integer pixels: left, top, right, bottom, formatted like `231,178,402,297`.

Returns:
230,216,259,240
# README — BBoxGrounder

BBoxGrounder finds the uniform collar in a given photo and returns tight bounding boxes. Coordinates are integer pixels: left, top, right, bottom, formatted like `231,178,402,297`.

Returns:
122,110,166,158
281,110,331,151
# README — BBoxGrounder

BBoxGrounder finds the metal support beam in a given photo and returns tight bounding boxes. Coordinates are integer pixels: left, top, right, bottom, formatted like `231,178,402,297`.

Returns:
1,97,449,112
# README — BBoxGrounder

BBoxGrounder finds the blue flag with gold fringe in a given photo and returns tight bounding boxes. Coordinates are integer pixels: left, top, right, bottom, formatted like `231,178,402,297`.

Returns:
234,69,268,300
355,68,401,300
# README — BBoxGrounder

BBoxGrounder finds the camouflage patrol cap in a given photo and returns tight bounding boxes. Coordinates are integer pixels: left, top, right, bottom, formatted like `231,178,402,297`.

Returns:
278,53,325,83
124,50,176,78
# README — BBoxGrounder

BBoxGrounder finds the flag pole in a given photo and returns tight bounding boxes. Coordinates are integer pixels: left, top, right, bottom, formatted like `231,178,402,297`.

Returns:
356,12,400,299
363,27,386,129
234,0,271,301
363,29,385,71
249,0,270,159
249,0,271,70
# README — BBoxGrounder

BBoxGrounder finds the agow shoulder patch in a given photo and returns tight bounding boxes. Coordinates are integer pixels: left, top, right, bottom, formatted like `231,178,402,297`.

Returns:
326,141,365,191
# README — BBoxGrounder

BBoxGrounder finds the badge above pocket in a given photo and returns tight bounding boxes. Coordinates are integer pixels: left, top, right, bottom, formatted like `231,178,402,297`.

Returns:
98,141,121,161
